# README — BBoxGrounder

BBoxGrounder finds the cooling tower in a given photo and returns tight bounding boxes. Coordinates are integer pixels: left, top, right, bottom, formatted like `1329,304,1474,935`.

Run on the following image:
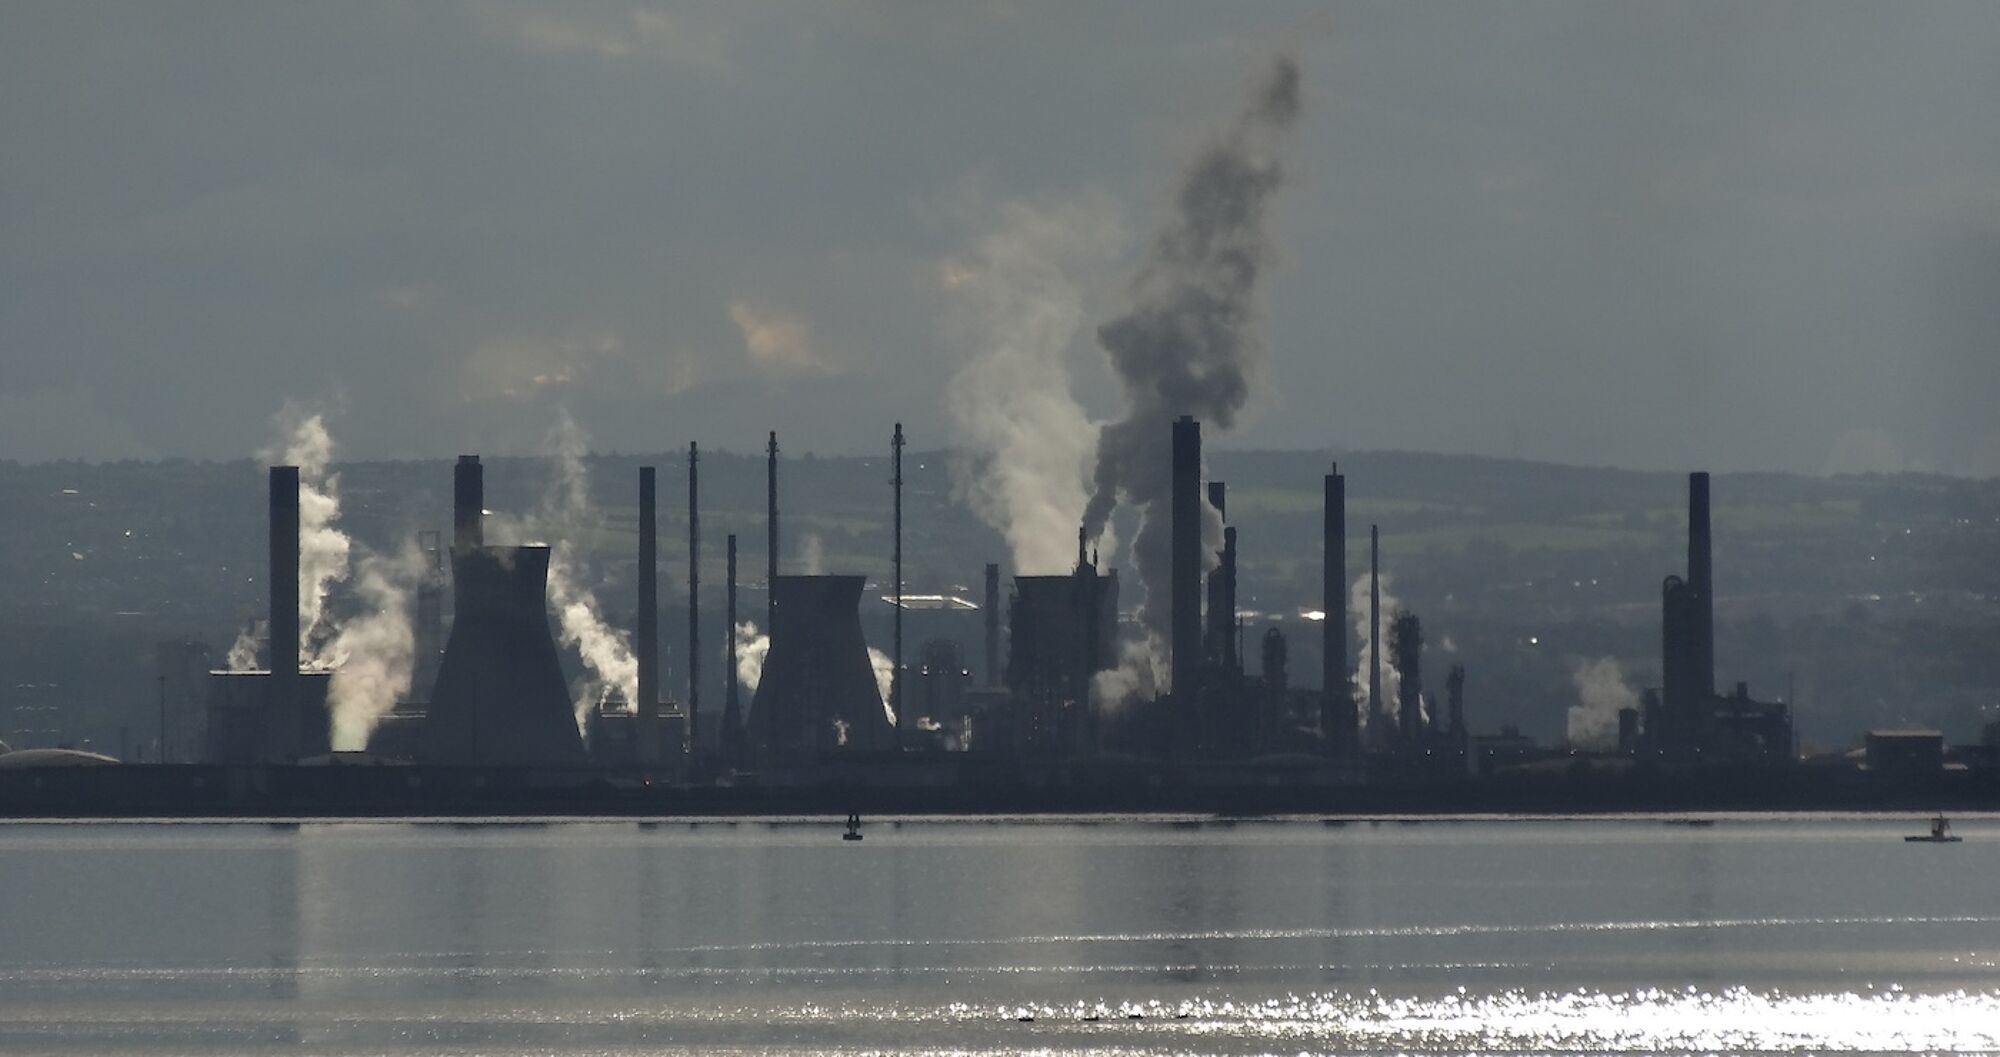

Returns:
748,574,892,756
424,544,589,768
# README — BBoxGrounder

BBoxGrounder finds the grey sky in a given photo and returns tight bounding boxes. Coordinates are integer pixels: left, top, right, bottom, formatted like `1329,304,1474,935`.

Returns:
3,1,1997,474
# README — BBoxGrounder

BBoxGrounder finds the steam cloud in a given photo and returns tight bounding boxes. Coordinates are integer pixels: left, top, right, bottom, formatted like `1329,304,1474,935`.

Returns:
942,196,1125,574
1080,55,1301,694
1568,656,1640,751
227,406,423,750
796,532,825,576
325,543,425,751
868,646,897,728
522,411,640,736
1350,571,1405,731
734,620,770,692
227,408,353,668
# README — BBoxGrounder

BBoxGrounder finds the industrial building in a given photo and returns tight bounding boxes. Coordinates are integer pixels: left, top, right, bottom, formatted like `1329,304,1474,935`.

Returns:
1006,545,1119,760
181,418,1841,796
749,575,894,758
1637,472,1794,763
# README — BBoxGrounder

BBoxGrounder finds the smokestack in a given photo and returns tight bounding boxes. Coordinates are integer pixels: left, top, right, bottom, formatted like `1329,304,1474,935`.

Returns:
1206,481,1229,671
687,442,700,758
636,466,659,764
1687,471,1714,698
414,529,445,698
766,431,778,632
1369,523,1381,744
723,533,742,765
1322,463,1349,754
1661,574,1691,753
268,466,300,761
1393,611,1422,744
892,422,905,748
269,466,300,681
453,455,482,551
1221,526,1238,675
983,562,1000,688
1170,415,1203,697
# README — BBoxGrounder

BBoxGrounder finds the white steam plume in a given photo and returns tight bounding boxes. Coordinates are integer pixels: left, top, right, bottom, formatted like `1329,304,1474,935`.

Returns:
868,646,897,728
796,532,825,576
1568,657,1640,751
325,543,425,751
734,621,770,692
227,406,422,750
1081,56,1302,690
225,621,263,672
530,411,640,735
942,196,1125,574
1092,637,1165,711
227,407,352,669
272,410,349,666
1350,571,1405,731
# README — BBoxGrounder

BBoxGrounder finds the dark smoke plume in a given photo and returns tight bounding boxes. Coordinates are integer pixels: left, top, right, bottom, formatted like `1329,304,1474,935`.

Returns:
1082,56,1301,660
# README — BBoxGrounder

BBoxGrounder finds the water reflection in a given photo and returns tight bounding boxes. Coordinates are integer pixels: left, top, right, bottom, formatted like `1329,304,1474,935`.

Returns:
0,818,1996,1054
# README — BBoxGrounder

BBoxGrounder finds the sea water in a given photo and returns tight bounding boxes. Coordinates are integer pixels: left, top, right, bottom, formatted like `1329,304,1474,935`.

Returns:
0,815,1995,1054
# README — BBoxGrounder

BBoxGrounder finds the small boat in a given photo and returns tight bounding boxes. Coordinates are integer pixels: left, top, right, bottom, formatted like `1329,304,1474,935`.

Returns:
842,812,864,841
1905,815,1962,843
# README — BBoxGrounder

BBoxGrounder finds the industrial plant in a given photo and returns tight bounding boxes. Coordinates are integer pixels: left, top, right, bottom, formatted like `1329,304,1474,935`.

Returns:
120,407,1831,810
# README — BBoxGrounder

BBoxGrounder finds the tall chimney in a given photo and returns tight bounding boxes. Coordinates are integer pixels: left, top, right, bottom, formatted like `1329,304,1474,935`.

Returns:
1687,471,1714,698
891,422,905,747
1661,575,1691,754
1369,523,1381,745
687,442,700,757
983,562,1000,688
1206,481,1229,670
766,431,779,633
1221,526,1238,675
1322,463,1349,754
636,467,659,763
723,533,742,765
269,466,301,761
453,455,482,551
1170,415,1203,698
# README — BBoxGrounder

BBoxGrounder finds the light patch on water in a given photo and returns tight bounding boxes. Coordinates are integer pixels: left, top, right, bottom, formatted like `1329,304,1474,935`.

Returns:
5,986,1991,1055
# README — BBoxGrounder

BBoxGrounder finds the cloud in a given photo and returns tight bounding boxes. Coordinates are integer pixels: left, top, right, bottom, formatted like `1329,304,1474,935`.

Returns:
459,331,625,402
729,299,828,377
471,1,734,74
